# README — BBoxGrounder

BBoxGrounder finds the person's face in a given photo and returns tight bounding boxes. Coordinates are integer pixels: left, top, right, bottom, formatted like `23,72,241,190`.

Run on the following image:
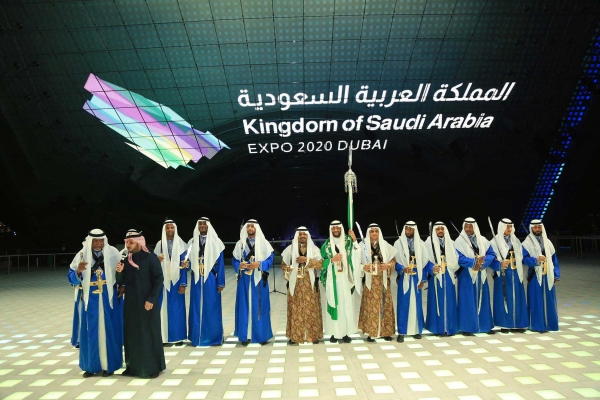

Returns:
436,226,445,238
464,223,474,236
504,224,513,236
91,238,104,252
298,231,308,244
165,223,175,238
405,226,414,238
369,227,380,242
246,223,256,237
198,220,208,234
532,225,543,236
331,226,341,238
125,238,140,253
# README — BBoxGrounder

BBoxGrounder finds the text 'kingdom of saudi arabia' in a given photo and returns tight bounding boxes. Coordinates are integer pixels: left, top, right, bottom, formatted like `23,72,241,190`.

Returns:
242,113,495,137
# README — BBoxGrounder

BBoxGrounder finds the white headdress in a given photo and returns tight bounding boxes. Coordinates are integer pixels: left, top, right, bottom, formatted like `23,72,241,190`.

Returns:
393,221,425,294
454,217,491,285
522,219,556,289
69,229,119,310
328,220,348,271
233,219,274,286
361,223,397,290
190,217,225,283
489,218,524,283
281,227,322,296
425,221,459,287
155,219,187,289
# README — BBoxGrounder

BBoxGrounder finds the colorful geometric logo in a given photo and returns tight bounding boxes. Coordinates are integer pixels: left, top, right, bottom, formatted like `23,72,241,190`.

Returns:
83,73,228,169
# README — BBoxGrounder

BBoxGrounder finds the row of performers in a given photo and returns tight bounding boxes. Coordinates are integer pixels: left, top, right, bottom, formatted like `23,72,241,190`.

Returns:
67,217,559,379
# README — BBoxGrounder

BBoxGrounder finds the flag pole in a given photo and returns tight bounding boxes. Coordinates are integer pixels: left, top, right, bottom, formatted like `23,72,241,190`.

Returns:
344,149,357,229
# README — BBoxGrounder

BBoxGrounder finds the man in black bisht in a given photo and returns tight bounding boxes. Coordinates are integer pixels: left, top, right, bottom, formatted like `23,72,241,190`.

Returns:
116,229,165,379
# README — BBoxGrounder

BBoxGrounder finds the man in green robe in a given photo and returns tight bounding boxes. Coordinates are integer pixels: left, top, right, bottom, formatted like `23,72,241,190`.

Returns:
116,230,165,379
320,220,362,343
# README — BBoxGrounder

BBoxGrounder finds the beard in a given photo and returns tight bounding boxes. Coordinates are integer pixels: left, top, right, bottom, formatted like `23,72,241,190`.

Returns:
533,231,542,236
406,233,414,239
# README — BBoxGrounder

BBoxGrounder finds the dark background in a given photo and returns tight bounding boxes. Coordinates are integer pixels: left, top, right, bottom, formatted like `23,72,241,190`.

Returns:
0,0,599,253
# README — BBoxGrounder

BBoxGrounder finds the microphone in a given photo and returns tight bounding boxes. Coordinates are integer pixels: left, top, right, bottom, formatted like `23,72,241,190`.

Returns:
117,249,129,303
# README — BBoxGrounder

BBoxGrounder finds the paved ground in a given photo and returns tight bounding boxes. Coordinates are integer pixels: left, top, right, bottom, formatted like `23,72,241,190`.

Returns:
1,252,599,400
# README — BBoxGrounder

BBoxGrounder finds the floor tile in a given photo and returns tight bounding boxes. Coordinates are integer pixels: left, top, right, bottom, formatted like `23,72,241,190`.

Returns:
515,376,541,385
260,390,281,399
572,388,600,398
445,381,469,389
298,389,319,397
185,393,208,400
534,390,566,399
335,387,357,396
480,378,504,387
368,384,392,394
111,392,137,400
40,392,68,400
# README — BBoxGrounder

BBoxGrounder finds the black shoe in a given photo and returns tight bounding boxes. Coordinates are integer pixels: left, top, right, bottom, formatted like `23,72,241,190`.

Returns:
413,334,422,339
82,371,94,378
75,344,80,349
487,330,496,335
312,340,319,344
175,341,184,346
366,336,375,342
260,341,269,345
383,336,392,341
102,370,113,377
150,372,159,379
342,336,352,343
512,329,526,333
162,343,171,347
500,329,510,334
330,335,338,343
240,340,250,346
397,335,404,343
121,369,132,377
462,332,475,336
287,339,298,346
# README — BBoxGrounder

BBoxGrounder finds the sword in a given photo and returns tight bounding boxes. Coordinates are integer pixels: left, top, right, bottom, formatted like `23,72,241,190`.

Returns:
449,220,461,235
488,217,508,314
354,222,371,266
395,220,401,239
429,222,441,317
183,242,194,262
257,268,261,322
521,221,530,234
